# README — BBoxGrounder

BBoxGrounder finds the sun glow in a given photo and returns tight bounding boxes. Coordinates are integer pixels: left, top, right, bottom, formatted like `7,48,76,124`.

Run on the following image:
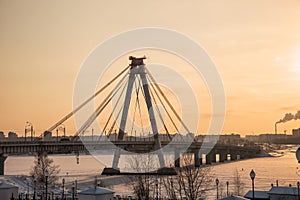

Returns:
295,60,300,72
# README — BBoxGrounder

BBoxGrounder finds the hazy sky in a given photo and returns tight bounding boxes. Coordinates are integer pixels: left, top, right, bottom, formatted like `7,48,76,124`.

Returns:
1,0,300,136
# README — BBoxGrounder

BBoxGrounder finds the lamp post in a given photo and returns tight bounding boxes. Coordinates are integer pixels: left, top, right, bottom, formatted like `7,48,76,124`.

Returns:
170,177,175,200
155,178,158,200
72,182,75,200
45,169,49,200
25,122,33,142
226,181,229,196
27,181,30,195
250,169,256,200
26,122,33,142
58,124,66,137
92,128,94,141
33,179,36,200
296,147,300,163
24,124,27,142
56,128,59,142
296,146,300,200
75,180,77,197
297,181,300,200
62,178,65,200
216,178,219,200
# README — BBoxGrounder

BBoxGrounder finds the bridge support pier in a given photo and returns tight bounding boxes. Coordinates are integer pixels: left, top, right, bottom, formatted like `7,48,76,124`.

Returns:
211,151,216,163
205,154,211,165
193,150,201,167
174,149,180,168
206,151,215,165
240,151,247,159
0,154,7,175
230,152,237,161
219,152,227,162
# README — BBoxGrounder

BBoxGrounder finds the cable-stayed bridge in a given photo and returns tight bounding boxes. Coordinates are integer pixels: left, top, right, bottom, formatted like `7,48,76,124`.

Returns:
0,56,260,175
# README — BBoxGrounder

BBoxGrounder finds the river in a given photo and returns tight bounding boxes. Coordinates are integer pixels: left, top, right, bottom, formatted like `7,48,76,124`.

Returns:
3,145,300,198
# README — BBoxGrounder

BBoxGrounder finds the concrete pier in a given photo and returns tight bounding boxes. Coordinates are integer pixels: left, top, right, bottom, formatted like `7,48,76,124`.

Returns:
193,149,201,167
175,148,180,167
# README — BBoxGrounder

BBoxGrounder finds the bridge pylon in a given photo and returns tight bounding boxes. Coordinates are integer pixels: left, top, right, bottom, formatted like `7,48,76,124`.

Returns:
112,56,165,170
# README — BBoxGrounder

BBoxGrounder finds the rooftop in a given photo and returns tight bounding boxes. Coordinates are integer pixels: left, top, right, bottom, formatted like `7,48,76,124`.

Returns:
78,187,114,195
244,190,269,199
268,186,299,196
221,195,248,200
0,181,18,189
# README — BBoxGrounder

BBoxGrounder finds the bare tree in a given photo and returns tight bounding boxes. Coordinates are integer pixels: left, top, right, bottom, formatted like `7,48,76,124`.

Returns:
218,182,226,199
127,154,158,200
163,154,213,200
162,177,176,200
232,168,245,196
30,152,60,193
127,154,213,199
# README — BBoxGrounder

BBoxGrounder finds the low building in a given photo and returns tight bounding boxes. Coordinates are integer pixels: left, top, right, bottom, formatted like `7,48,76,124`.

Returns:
268,186,299,200
43,131,52,139
78,187,115,200
292,128,300,137
245,135,259,142
245,134,289,144
0,131,5,139
8,132,18,140
221,195,248,200
0,181,18,200
219,134,241,145
244,190,269,200
244,186,300,200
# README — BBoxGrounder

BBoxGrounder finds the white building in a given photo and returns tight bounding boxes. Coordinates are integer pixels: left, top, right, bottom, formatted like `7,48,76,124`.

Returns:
221,195,249,200
244,186,300,200
0,181,18,199
78,187,115,200
244,190,269,200
268,186,299,200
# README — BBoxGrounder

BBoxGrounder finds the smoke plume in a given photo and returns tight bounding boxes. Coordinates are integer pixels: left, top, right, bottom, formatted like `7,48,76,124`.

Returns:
276,110,300,124
276,113,294,124
295,110,300,120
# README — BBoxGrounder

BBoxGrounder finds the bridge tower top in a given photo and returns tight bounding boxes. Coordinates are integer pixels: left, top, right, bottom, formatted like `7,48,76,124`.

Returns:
129,56,146,67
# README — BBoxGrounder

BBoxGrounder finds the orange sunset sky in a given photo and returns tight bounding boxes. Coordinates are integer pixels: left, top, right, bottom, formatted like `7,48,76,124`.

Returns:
1,0,300,136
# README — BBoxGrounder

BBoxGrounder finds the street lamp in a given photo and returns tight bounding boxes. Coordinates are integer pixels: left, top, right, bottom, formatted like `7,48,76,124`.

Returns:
45,169,49,200
75,180,77,197
155,179,159,200
33,179,36,200
226,181,229,196
62,178,65,200
296,147,300,163
72,182,75,200
170,177,175,199
24,124,27,142
250,169,256,200
297,181,300,200
91,128,94,141
25,122,33,142
216,178,219,200
27,181,30,195
57,124,66,139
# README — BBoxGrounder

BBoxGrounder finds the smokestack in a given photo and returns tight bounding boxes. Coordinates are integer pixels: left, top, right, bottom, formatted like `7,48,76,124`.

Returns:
275,111,300,134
